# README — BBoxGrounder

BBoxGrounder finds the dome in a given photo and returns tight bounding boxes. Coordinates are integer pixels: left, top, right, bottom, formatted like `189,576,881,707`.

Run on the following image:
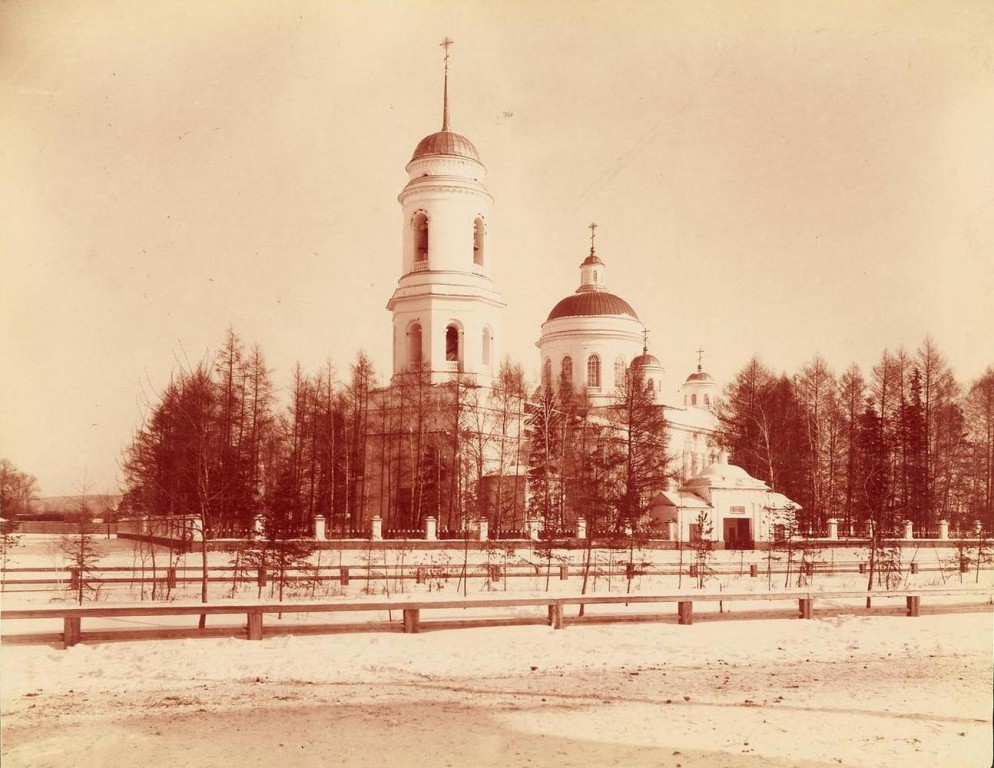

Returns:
700,462,750,480
547,291,639,322
632,352,662,369
685,370,714,383
581,252,604,267
411,130,481,162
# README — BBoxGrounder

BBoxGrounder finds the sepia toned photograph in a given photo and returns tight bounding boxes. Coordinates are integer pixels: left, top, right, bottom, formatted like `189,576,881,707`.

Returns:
1,2,992,766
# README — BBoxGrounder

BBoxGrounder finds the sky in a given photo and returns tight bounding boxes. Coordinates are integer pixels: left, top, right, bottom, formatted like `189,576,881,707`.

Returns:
2,0,993,497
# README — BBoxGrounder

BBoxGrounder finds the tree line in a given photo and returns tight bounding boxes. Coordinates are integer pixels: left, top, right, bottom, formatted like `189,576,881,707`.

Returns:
120,329,671,545
717,337,994,536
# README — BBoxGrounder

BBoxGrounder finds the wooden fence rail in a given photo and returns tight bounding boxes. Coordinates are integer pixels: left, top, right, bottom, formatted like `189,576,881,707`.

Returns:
2,588,990,649
4,558,989,591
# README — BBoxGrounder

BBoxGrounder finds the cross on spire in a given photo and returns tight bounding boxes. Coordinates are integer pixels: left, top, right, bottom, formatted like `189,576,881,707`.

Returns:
643,327,650,354
696,347,705,372
440,37,454,131
588,222,598,252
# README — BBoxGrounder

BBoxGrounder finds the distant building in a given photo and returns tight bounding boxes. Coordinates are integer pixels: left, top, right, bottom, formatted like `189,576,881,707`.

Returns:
649,453,799,547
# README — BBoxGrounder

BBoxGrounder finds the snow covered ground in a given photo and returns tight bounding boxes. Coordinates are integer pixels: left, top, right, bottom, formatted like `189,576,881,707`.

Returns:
2,609,991,767
3,536,992,767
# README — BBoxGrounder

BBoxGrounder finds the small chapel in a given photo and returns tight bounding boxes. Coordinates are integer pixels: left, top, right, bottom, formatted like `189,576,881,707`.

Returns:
364,41,796,546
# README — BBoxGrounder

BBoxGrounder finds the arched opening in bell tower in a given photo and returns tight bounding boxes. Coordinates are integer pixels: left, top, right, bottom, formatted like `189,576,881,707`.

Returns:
413,211,429,263
408,322,423,370
445,324,460,363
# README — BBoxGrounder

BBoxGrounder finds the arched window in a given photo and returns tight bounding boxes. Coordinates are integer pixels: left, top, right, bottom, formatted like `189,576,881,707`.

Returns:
482,327,492,366
587,355,601,388
560,356,573,387
646,377,654,392
408,323,423,370
691,393,697,406
703,394,710,406
413,211,429,262
592,270,598,284
473,217,485,266
614,357,626,389
543,358,553,389
445,324,460,362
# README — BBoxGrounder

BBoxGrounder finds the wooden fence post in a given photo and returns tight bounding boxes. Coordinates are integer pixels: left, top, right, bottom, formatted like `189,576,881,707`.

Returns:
677,601,693,625
549,603,564,630
798,598,813,619
906,595,921,617
403,608,420,634
247,612,263,640
63,617,81,647
340,566,350,586
167,567,177,590
70,568,80,591
749,563,758,578
559,564,569,581
257,567,267,588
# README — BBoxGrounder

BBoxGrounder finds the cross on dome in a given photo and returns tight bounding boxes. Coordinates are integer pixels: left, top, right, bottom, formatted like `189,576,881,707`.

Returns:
440,37,454,131
589,221,598,252
696,347,705,372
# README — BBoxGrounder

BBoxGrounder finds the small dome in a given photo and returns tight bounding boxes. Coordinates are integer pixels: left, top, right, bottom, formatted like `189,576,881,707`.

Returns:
547,291,639,322
685,370,714,383
632,352,662,369
411,130,481,162
581,252,604,267
700,462,750,480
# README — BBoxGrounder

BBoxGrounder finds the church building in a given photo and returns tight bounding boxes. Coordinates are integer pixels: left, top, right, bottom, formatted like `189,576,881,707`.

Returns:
360,42,796,546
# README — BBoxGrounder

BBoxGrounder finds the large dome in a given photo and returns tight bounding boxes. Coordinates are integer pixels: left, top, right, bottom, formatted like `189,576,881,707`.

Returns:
547,291,639,322
411,130,481,162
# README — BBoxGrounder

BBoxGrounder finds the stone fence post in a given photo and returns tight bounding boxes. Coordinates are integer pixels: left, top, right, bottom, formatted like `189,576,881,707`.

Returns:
478,519,489,541
528,517,541,541
314,515,326,541
938,520,949,540
903,520,914,540
576,518,587,539
424,516,437,541
826,518,838,540
370,516,383,541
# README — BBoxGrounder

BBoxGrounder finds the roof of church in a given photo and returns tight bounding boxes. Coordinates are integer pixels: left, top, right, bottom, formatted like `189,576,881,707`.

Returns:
685,370,715,383
632,352,662,369
581,251,604,266
411,130,481,162
546,290,639,322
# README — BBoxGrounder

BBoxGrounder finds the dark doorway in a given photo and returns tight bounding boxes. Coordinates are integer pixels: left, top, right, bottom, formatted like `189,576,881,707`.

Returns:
723,518,753,550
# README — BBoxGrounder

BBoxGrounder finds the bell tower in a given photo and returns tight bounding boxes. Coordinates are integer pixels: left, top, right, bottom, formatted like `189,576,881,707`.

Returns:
386,39,505,385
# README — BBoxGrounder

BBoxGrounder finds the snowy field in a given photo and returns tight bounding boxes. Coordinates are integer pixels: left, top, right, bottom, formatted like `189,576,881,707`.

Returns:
3,536,992,767
2,612,992,767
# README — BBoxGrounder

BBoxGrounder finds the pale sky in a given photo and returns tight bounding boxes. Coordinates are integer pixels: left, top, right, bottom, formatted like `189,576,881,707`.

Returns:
2,0,993,496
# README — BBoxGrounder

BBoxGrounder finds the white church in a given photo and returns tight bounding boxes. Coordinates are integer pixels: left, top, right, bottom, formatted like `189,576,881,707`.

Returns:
369,43,797,547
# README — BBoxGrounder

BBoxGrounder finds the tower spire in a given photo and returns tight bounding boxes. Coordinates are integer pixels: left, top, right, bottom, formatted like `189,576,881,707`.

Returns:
440,37,454,131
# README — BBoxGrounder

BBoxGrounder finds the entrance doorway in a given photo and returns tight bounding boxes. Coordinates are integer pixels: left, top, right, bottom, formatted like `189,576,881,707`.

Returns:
723,518,753,550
